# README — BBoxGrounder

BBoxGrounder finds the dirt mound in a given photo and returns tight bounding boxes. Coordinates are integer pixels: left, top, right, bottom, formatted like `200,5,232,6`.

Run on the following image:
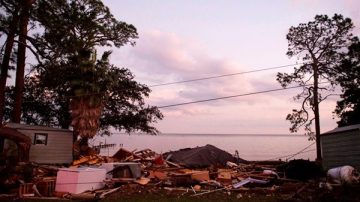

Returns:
165,144,247,168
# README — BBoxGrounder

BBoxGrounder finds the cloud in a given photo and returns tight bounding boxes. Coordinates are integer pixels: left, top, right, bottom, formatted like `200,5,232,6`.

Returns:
114,30,260,110
110,29,338,133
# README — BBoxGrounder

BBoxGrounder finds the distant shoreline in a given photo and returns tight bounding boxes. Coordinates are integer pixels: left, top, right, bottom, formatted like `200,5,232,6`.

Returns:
97,132,315,160
111,132,306,137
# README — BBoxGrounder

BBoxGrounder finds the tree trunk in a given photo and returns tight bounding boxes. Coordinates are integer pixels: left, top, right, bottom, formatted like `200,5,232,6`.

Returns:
313,63,322,162
12,0,33,123
0,7,20,124
70,97,102,139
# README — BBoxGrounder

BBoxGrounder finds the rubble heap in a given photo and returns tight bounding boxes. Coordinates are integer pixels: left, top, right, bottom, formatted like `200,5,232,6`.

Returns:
0,145,356,201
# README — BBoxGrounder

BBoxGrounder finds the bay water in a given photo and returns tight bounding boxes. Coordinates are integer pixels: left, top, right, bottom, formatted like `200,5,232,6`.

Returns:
94,133,316,161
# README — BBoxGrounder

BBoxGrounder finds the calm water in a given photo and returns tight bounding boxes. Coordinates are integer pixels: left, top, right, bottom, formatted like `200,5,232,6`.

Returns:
93,133,316,161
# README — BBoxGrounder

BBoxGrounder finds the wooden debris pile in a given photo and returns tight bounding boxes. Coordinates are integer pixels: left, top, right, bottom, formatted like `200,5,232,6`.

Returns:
72,155,106,166
0,146,344,201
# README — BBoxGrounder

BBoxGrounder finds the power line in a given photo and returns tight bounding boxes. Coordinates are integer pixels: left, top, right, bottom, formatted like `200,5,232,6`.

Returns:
285,142,316,161
158,82,327,108
269,149,316,161
265,142,316,161
149,63,302,87
19,63,302,101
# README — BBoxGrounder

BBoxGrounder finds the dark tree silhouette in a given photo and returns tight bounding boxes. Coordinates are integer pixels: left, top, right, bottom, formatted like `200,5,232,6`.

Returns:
0,0,20,123
12,0,34,123
335,39,360,126
3,0,163,139
277,14,356,161
5,53,163,135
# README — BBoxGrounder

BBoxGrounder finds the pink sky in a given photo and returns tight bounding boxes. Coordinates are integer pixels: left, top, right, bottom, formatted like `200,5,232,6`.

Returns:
102,0,360,134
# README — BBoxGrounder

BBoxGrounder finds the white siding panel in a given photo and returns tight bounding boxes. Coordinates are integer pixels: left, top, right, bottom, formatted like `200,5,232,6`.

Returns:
19,129,73,164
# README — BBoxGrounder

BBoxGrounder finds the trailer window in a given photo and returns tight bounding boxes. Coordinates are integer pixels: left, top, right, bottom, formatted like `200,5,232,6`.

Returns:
34,133,48,145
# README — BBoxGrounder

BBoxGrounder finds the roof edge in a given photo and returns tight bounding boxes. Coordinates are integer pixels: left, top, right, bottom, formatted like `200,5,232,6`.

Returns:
4,122,73,133
322,124,360,136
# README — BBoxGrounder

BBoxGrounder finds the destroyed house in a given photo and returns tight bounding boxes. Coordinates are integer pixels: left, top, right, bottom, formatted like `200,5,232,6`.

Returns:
0,123,73,164
321,124,360,170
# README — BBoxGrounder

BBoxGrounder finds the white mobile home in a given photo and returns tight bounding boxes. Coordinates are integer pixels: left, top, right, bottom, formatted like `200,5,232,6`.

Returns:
4,123,74,164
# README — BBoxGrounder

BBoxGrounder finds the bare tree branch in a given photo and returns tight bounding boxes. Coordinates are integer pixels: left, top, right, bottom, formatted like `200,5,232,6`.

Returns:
13,39,43,66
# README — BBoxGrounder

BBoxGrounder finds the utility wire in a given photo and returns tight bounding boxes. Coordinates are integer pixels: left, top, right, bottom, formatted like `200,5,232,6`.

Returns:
285,142,316,161
158,82,328,108
265,142,316,161
149,63,302,87
20,63,303,101
267,149,315,161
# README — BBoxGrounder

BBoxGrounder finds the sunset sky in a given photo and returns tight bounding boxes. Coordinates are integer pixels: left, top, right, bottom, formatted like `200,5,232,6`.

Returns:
102,0,360,134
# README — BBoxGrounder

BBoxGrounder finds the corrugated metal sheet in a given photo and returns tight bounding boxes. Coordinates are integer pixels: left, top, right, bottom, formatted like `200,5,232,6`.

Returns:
321,128,360,170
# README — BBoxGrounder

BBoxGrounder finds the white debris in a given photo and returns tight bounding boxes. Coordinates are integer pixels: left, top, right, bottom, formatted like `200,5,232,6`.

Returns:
327,165,360,184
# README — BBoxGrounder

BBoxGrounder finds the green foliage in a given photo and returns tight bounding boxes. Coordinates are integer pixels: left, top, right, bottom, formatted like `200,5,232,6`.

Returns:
5,52,163,135
5,76,71,128
31,0,138,97
31,0,138,62
277,14,355,137
3,0,163,135
335,39,360,126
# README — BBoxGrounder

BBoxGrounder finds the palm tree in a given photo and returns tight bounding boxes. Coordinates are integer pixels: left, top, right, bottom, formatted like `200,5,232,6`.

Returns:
70,49,103,156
